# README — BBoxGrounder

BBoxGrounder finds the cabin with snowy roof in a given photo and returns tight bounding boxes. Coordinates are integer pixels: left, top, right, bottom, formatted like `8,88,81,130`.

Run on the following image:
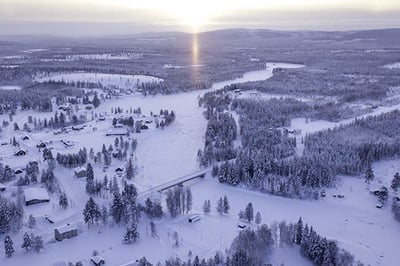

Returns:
24,188,50,206
74,166,87,178
55,223,78,241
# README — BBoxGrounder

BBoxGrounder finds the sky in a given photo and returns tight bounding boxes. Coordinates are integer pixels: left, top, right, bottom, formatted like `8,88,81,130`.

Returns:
1,0,400,36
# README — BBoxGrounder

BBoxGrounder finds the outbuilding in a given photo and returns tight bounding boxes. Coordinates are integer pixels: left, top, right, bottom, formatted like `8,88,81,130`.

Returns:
74,166,87,178
91,256,105,266
105,127,129,136
36,141,47,148
14,168,24,175
0,183,6,192
72,125,85,131
14,149,27,156
55,224,78,241
188,214,201,223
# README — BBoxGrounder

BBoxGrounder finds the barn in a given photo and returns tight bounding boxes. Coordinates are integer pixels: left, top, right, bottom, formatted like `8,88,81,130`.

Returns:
55,224,78,241
24,188,50,206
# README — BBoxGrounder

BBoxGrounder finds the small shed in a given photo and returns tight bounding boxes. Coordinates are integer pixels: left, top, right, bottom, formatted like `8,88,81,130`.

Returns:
14,149,27,156
55,224,78,241
140,124,149,130
91,256,105,266
105,127,128,136
74,166,87,178
22,135,30,141
61,140,74,148
188,214,201,223
0,183,6,192
36,141,47,148
14,168,23,175
24,188,50,205
72,125,85,131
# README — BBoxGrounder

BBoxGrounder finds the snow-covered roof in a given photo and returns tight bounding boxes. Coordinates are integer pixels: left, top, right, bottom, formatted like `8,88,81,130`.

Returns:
15,148,27,153
55,223,78,234
115,166,124,172
24,188,50,202
119,261,139,266
74,166,86,173
0,183,6,189
106,127,128,136
91,256,105,264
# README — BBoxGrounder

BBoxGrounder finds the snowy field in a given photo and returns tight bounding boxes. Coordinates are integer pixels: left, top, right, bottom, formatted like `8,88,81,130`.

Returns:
0,85,22,91
234,89,311,102
41,53,143,62
383,62,400,69
35,73,163,90
286,101,400,156
21,49,48,53
1,62,400,265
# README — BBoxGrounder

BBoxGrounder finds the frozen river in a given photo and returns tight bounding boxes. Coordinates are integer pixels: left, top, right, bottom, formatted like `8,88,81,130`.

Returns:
96,63,304,189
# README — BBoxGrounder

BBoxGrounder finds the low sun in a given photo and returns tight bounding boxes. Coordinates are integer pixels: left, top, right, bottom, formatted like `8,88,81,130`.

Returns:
159,0,224,31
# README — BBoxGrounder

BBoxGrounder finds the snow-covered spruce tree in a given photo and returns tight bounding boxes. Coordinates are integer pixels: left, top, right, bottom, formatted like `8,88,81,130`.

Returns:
28,215,36,229
391,172,400,193
365,162,374,184
144,198,163,219
255,212,262,225
228,224,274,265
378,186,389,205
86,163,94,182
121,184,139,224
125,158,134,180
296,217,304,245
33,235,43,253
100,205,108,226
111,192,124,224
186,187,193,214
0,197,24,234
123,222,140,244
150,221,157,238
223,195,230,214
173,231,180,247
165,186,189,217
92,93,100,108
244,202,254,223
59,191,68,209
4,235,14,257
392,198,400,222
83,197,101,227
203,200,211,214
21,232,32,252
216,197,224,215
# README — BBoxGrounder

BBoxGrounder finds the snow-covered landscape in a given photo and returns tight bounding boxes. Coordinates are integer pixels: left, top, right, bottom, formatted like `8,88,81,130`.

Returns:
1,3,400,265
